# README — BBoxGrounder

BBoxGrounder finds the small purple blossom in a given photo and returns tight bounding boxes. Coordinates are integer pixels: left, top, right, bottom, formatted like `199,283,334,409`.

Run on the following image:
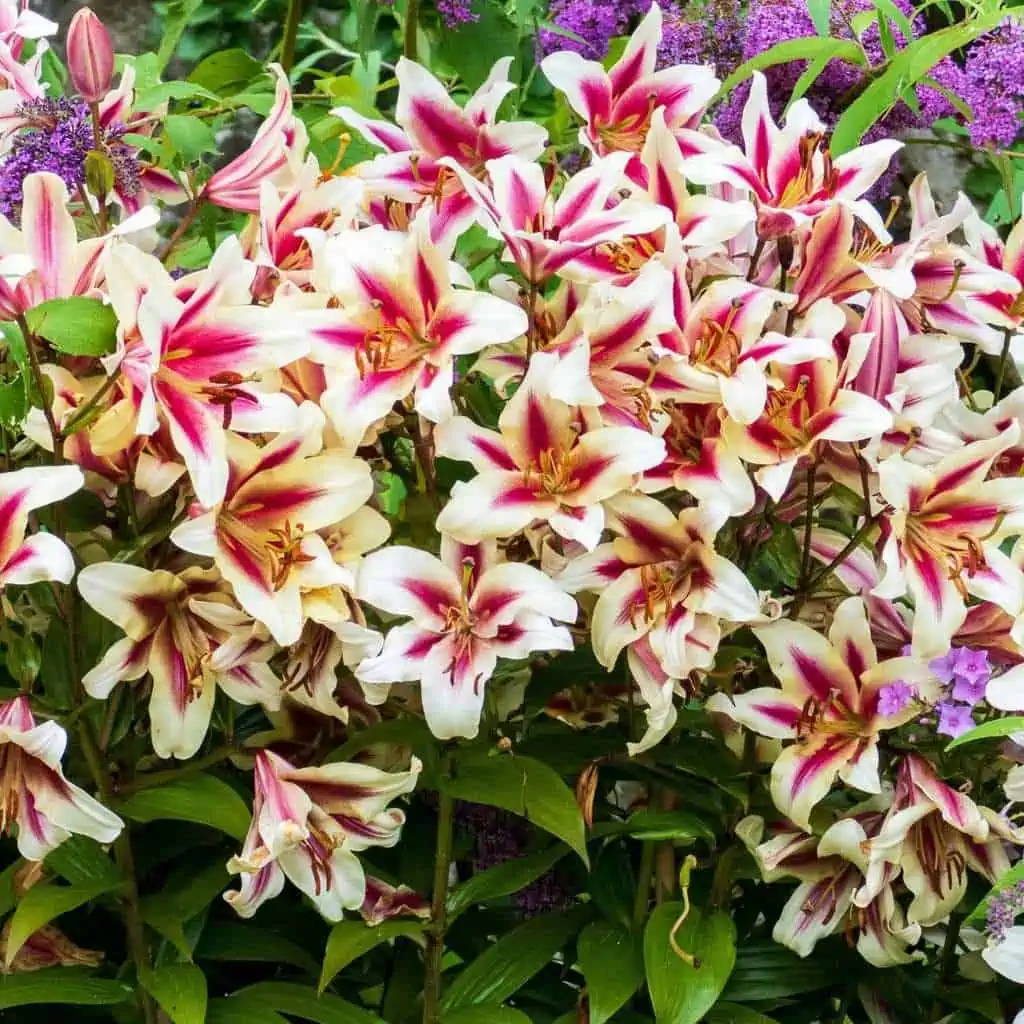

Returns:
930,647,992,705
960,19,1024,148
936,701,975,739
437,0,478,27
877,681,916,717
985,880,1024,943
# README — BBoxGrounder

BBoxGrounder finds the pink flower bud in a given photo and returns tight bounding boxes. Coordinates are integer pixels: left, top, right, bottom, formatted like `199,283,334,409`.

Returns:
66,7,113,103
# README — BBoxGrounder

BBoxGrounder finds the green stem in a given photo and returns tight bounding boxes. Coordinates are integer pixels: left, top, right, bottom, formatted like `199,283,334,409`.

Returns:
280,0,304,75
404,0,420,61
796,461,818,602
157,198,203,264
19,316,62,463
632,839,656,931
423,779,455,1024
994,327,1014,403
62,372,119,438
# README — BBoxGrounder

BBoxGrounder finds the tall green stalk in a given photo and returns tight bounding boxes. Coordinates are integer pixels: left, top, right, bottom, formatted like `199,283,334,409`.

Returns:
423,780,455,1023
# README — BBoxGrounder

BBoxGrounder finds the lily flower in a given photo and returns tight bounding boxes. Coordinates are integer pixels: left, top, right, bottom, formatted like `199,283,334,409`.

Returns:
434,358,665,550
541,4,718,169
95,237,307,507
355,536,577,740
170,403,373,647
962,204,1024,331
0,696,123,860
304,211,527,454
682,72,902,240
360,876,430,926
78,564,283,760
560,492,762,677
201,64,306,213
0,464,83,595
874,425,1024,655
707,598,933,830
855,754,1024,927
444,152,671,284
225,750,420,922
338,57,547,247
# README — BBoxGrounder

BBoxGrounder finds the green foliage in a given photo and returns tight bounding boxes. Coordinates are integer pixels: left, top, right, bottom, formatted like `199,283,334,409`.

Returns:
25,297,118,357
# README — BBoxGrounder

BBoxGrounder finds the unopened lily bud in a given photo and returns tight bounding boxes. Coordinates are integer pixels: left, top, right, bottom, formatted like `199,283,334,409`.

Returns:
66,7,114,103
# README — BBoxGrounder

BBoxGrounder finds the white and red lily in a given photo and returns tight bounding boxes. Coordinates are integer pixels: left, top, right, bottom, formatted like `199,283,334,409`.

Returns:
962,204,1024,332
683,72,902,240
225,750,420,922
0,696,123,860
200,64,306,213
855,754,1024,927
708,598,932,830
445,152,670,284
78,563,282,760
96,237,306,506
338,57,547,247
434,358,665,550
304,211,527,453
560,492,762,676
170,404,373,647
0,464,83,594
355,536,577,740
874,425,1024,655
541,4,718,171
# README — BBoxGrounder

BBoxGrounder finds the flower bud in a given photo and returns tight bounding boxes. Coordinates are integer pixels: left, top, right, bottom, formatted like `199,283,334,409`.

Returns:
66,7,114,103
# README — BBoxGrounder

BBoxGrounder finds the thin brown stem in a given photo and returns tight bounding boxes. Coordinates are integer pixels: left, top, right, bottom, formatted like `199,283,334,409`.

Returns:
994,327,1014,403
19,315,61,461
157,199,203,264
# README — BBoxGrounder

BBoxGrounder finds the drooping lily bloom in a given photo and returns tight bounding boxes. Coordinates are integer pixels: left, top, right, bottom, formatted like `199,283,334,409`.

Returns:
200,64,306,213
360,876,430,926
560,492,762,676
303,211,527,454
225,750,421,922
355,536,577,739
541,4,718,170
0,696,123,860
444,152,671,284
742,811,921,965
874,425,1024,655
95,237,307,507
722,309,893,501
962,205,1024,331
855,754,1024,927
625,635,679,756
434,358,665,550
170,403,373,647
0,464,83,596
683,72,902,241
707,598,933,830
338,57,547,248
78,563,283,760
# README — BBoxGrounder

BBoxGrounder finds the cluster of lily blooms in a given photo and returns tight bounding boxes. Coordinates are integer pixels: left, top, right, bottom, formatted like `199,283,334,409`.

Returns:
0,0,1023,974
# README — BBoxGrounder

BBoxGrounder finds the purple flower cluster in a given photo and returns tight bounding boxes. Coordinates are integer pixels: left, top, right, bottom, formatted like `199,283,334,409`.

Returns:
929,646,991,739
877,680,916,717
0,98,140,222
960,18,1024,148
437,0,478,28
985,879,1024,943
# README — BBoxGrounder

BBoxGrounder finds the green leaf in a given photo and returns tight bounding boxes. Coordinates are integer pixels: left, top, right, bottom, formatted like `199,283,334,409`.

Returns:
750,523,801,591
25,297,117,357
578,922,643,1024
45,835,121,887
442,1008,533,1024
831,13,1003,154
946,715,1024,750
156,0,203,70
443,750,588,864
717,38,865,98
722,940,832,1000
135,80,220,110
706,1006,780,1024
188,48,264,96
0,967,132,1008
0,373,27,429
141,859,230,956
142,964,208,1024
447,843,569,922
441,905,592,1012
5,878,123,966
228,982,386,1024
195,921,320,976
164,114,219,163
116,773,250,840
207,999,291,1024
644,904,736,1024
618,809,716,843
806,0,831,35
787,52,834,108
871,0,913,44
966,860,1024,927
436,4,520,91
319,918,426,992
